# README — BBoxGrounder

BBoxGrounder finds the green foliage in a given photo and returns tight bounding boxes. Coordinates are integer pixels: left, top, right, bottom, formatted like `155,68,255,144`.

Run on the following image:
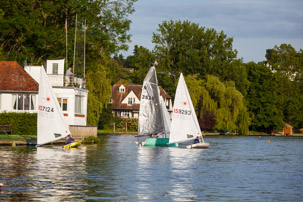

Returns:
245,62,284,132
86,61,112,126
264,44,303,128
82,136,100,144
0,0,137,65
152,20,248,97
0,113,37,135
114,118,138,132
125,45,156,84
266,44,303,82
98,104,113,129
185,74,250,134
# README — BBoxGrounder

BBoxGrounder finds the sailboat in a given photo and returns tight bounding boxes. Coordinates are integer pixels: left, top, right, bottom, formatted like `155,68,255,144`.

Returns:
168,72,209,149
137,65,176,147
37,67,80,148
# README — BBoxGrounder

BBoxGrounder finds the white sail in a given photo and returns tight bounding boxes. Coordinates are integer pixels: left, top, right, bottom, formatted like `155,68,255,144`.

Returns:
169,73,204,144
160,96,171,137
138,66,164,136
37,67,70,145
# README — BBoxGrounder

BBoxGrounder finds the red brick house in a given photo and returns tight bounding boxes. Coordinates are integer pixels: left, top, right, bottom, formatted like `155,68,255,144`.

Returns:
0,61,39,112
112,81,172,118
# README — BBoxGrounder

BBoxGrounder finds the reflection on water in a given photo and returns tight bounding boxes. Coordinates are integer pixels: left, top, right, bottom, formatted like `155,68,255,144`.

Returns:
0,135,303,201
0,146,88,201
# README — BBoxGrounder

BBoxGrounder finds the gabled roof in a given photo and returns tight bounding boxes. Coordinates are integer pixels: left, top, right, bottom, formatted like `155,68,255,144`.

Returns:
0,61,39,92
112,82,171,110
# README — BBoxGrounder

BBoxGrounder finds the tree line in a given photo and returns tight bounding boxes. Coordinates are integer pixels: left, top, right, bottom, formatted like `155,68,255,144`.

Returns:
1,1,303,134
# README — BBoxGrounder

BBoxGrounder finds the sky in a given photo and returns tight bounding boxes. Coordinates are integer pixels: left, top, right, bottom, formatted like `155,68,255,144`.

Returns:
121,0,303,63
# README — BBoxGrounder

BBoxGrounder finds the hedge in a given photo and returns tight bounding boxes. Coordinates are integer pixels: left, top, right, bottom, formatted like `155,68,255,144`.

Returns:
0,112,37,136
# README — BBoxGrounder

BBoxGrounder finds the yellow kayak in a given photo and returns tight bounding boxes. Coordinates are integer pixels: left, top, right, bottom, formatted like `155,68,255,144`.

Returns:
64,141,81,149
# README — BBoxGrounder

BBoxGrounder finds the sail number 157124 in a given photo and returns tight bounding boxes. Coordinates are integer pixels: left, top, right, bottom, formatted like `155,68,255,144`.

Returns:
38,105,54,112
174,108,191,115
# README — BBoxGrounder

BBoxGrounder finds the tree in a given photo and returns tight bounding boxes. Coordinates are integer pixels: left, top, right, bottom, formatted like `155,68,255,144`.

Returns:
152,20,248,96
125,45,155,84
86,62,112,126
199,109,216,131
264,44,303,129
185,74,250,134
245,62,284,133
0,0,137,65
266,44,303,82
98,104,113,129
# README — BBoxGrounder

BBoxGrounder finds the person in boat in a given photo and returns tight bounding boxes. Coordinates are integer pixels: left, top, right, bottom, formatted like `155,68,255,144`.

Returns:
150,134,158,138
193,136,200,144
65,134,74,145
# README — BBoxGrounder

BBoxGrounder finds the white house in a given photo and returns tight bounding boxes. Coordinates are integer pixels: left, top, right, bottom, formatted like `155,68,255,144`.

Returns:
0,60,88,127
24,59,88,126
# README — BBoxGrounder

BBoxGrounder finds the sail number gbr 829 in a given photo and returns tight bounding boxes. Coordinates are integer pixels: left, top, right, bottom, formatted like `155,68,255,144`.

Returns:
174,108,191,115
141,95,154,101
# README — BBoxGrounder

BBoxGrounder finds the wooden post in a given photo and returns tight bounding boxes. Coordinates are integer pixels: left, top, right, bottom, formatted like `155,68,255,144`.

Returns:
126,121,128,133
113,122,115,134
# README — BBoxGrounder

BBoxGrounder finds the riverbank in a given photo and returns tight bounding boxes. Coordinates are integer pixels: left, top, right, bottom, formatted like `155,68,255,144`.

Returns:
0,134,85,146
1,132,302,145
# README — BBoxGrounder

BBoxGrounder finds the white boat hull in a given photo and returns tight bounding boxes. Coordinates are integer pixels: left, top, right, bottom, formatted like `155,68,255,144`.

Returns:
186,142,210,149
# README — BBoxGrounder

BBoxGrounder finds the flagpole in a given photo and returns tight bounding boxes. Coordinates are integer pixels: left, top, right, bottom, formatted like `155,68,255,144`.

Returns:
65,17,68,70
83,19,86,79
73,14,77,73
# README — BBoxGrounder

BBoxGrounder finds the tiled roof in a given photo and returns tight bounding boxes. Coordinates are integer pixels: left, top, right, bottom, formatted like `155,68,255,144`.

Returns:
112,82,171,110
0,61,38,92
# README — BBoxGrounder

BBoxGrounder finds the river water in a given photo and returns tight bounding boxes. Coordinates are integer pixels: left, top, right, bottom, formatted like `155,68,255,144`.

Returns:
0,135,302,201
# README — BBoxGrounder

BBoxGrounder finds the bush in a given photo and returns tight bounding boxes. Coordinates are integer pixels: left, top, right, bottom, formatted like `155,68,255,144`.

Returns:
0,112,37,135
82,136,100,144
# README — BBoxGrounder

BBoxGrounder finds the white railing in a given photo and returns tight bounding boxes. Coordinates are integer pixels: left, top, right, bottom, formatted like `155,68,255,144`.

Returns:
47,74,85,88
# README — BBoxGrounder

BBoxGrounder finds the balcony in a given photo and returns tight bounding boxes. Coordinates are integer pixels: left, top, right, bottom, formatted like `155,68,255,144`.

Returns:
47,74,85,88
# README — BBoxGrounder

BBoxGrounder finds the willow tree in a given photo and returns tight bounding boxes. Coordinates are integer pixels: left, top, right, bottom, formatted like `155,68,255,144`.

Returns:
185,74,250,134
86,62,112,125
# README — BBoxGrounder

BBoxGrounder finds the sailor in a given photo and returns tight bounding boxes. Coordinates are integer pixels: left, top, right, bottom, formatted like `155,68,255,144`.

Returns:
193,136,200,144
65,134,74,145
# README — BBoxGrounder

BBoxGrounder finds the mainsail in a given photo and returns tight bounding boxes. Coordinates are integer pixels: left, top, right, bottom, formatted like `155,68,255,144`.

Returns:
37,67,70,145
169,73,204,144
138,66,164,136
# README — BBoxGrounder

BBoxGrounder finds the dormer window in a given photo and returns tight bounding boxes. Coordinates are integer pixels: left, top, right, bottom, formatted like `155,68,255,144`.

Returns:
119,85,125,93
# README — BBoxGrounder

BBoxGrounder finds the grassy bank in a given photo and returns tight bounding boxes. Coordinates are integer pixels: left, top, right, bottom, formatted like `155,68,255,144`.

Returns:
0,134,37,141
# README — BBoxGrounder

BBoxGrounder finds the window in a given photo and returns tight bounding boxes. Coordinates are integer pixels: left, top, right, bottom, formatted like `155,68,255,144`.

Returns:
128,97,135,105
121,111,129,118
119,86,125,93
75,95,83,114
52,63,58,74
57,98,68,112
12,94,36,111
